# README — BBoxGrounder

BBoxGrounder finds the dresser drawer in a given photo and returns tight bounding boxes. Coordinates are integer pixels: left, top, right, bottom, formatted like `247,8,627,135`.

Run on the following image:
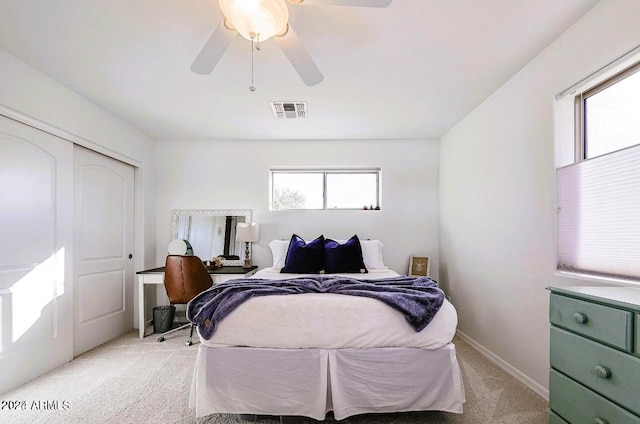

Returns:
551,327,640,415
549,411,569,424
550,369,640,424
550,293,633,351
637,313,640,356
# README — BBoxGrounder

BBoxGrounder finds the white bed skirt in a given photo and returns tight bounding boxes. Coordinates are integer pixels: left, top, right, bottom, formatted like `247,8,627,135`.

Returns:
189,344,465,420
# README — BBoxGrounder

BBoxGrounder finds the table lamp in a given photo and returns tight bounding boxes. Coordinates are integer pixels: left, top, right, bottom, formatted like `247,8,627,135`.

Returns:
236,223,259,268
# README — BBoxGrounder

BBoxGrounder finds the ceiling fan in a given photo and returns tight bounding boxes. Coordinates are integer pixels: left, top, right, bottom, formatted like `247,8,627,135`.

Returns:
190,0,392,87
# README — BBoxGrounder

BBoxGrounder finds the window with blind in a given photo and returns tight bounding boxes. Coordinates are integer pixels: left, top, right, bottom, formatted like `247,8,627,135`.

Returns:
557,60,640,280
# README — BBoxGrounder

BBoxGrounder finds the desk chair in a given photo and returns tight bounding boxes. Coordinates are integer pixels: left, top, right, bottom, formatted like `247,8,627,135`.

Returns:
158,255,213,346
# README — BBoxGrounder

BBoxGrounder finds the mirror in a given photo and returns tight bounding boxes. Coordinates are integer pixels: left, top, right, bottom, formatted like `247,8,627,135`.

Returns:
170,209,251,266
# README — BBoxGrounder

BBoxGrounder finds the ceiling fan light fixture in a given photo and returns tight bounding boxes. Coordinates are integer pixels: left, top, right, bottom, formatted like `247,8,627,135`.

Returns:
275,23,289,37
218,0,289,42
222,18,236,31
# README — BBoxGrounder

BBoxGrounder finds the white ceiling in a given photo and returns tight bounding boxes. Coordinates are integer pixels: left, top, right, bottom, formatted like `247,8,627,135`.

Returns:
0,0,598,141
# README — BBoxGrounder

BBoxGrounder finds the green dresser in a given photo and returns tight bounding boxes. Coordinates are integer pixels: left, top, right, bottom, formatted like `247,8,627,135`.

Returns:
549,286,640,424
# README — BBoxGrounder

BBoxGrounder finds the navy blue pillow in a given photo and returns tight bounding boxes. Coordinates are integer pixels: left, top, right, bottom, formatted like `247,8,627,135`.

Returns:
281,234,325,273
324,235,368,274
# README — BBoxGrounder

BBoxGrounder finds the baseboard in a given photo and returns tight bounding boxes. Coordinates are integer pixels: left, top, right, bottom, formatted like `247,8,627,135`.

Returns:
455,330,549,401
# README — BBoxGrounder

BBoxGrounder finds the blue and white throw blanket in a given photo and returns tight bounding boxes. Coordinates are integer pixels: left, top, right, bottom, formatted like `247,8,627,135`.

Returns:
187,275,444,340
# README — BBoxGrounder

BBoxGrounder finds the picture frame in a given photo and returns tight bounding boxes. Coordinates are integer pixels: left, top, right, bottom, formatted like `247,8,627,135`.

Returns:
408,256,430,277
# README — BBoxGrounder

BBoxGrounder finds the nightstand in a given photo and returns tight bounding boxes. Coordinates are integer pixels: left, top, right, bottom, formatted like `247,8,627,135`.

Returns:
136,265,258,338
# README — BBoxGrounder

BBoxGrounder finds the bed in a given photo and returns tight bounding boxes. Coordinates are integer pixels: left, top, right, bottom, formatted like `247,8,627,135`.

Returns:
188,235,465,421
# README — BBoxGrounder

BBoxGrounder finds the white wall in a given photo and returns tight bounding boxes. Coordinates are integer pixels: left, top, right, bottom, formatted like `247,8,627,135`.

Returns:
0,48,157,270
439,0,640,396
156,138,439,277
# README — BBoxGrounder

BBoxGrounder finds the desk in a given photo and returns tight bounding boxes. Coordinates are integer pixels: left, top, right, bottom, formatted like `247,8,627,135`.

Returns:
136,265,258,338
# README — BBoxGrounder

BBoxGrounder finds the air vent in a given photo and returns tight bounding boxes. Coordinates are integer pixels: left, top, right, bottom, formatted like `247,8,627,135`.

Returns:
271,101,307,119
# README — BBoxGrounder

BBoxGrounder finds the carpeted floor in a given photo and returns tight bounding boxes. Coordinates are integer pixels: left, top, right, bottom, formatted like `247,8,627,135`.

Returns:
0,330,548,424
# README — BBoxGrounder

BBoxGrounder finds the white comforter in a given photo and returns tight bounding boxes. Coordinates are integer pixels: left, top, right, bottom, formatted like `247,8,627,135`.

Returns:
200,267,458,350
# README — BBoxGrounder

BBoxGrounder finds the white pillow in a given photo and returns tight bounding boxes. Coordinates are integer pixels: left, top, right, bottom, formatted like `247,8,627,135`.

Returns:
359,239,386,270
269,239,291,269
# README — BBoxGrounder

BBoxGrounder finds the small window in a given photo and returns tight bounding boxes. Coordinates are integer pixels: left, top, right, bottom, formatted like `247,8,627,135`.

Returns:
270,168,380,210
579,62,640,160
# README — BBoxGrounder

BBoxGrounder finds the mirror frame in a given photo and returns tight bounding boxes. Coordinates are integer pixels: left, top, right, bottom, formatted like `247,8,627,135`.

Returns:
170,209,252,266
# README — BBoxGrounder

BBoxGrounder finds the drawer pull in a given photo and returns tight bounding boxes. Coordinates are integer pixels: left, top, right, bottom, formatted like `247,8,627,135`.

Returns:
594,418,609,424
573,312,588,324
594,365,611,379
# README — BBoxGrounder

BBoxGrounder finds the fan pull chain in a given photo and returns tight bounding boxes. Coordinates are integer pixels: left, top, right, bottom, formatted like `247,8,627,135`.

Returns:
249,32,258,92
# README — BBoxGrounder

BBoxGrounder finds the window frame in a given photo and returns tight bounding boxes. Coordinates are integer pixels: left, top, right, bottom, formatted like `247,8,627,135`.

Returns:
574,61,640,161
269,167,381,211
557,57,640,282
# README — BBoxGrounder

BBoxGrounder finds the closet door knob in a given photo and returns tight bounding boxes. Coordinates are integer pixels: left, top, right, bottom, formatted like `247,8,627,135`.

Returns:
594,365,611,379
573,312,588,324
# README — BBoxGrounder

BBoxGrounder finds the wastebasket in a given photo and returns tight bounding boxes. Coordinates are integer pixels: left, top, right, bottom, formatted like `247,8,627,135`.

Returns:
153,305,176,333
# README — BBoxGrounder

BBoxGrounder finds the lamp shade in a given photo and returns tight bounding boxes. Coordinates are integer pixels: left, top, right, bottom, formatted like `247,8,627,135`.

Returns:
236,222,260,242
218,0,289,41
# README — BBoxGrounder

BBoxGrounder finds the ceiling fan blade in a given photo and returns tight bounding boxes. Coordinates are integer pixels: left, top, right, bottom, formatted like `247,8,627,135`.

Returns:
190,19,237,75
290,0,391,7
274,25,324,87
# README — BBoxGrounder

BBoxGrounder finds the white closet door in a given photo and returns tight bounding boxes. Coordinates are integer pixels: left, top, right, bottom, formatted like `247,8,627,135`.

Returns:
0,115,73,394
73,145,134,356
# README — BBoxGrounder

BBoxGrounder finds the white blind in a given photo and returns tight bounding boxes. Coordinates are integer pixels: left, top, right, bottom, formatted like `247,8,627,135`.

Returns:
557,144,640,279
